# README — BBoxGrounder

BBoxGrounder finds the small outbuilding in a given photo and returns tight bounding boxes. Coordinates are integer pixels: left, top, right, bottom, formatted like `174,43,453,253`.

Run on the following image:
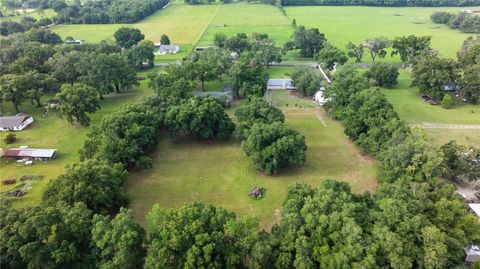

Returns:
267,78,295,90
4,147,57,160
465,245,480,263
158,45,180,54
0,115,33,131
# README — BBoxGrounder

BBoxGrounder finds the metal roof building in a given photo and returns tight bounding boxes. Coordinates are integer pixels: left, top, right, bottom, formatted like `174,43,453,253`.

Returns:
4,148,57,160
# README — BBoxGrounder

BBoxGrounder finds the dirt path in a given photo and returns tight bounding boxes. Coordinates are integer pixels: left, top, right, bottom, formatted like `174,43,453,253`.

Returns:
410,123,480,129
315,111,327,127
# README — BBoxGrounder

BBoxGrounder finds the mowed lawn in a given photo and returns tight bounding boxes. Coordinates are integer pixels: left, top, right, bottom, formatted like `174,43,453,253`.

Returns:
126,96,377,230
197,3,293,46
53,3,218,45
286,6,476,59
382,69,480,147
0,69,155,207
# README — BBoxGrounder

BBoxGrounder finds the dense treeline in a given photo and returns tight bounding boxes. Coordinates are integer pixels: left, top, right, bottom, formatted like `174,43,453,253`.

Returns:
431,11,480,33
281,0,480,6
0,28,156,124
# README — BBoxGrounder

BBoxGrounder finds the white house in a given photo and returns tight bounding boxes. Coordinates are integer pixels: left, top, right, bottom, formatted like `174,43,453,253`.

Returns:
465,245,480,263
267,78,296,90
0,115,33,131
158,45,180,54
65,39,84,45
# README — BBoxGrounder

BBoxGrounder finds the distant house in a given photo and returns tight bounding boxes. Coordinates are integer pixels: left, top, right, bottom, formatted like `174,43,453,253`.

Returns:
443,81,459,92
267,78,296,90
158,45,180,54
465,245,480,263
0,115,33,132
65,39,84,45
3,147,57,160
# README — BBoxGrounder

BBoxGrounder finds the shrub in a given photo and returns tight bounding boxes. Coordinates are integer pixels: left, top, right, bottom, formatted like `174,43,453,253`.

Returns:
441,94,453,109
4,133,16,144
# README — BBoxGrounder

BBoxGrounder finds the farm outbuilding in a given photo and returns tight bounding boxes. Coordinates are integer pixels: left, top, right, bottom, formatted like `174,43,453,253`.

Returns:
0,115,33,131
4,147,57,160
267,78,296,90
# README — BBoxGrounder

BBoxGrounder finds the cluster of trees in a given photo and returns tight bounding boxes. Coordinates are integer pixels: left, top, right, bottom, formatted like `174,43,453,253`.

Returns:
345,35,431,65
52,0,169,24
0,16,54,36
411,37,480,103
235,98,307,174
0,28,156,125
441,141,480,182
283,25,326,57
280,0,480,6
291,67,323,96
431,11,480,33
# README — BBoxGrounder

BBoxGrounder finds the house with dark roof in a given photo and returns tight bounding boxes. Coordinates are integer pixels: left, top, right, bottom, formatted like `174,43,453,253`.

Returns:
4,147,57,160
158,45,180,54
0,115,33,131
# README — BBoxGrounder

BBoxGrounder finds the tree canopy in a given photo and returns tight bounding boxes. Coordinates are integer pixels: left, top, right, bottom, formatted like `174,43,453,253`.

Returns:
55,83,100,126
242,122,307,175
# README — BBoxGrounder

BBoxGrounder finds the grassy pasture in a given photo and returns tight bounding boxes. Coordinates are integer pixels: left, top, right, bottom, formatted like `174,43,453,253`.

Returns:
197,3,293,46
285,6,475,59
0,69,156,206
381,69,480,147
382,70,480,125
126,103,377,230
53,3,218,45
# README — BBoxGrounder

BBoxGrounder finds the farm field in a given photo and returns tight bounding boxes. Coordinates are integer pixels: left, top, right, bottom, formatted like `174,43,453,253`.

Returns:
382,70,480,147
52,3,477,62
197,3,292,47
53,3,217,47
286,6,475,59
0,69,155,207
0,8,56,22
126,103,377,230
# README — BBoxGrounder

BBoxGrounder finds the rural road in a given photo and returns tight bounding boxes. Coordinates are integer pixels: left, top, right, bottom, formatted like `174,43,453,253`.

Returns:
410,123,480,129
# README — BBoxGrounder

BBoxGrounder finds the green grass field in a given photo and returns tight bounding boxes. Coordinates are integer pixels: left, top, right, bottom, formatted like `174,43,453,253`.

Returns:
197,3,292,46
286,6,476,59
382,70,480,125
53,3,476,61
126,104,377,230
53,3,218,45
0,69,155,206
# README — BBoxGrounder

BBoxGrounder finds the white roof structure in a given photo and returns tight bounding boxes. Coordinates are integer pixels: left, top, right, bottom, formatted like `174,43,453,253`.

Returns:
468,203,480,218
313,90,326,105
267,78,295,90
465,245,480,263
158,45,180,54
0,115,32,128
